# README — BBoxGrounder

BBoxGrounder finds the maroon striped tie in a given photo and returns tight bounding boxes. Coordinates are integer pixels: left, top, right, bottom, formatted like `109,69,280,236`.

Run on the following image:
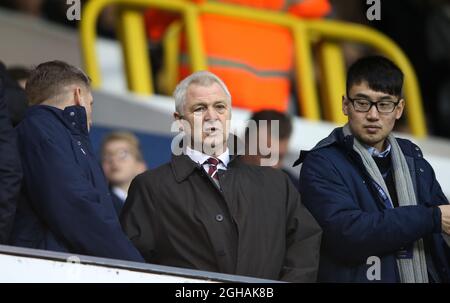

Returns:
205,157,220,180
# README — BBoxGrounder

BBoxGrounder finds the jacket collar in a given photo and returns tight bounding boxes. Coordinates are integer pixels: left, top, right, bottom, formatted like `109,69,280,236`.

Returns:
293,127,345,166
293,126,423,167
171,154,243,183
171,135,243,182
62,105,89,136
26,104,89,136
185,146,230,167
171,154,202,182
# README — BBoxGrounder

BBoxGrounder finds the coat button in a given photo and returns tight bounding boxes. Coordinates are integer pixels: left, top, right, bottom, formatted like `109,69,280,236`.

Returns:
415,147,420,151
72,122,76,126
419,168,424,173
77,141,82,146
70,112,75,117
215,214,224,222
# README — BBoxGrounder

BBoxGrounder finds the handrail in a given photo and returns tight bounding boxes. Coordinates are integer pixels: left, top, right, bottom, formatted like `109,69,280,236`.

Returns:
80,0,427,137
80,0,205,94
197,2,321,120
0,244,278,283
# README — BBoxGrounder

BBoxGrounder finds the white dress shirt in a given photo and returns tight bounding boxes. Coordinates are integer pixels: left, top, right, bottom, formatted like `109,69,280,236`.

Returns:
185,146,230,175
112,186,127,202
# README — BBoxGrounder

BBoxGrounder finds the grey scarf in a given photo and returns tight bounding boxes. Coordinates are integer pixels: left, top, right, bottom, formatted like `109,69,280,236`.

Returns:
343,124,428,283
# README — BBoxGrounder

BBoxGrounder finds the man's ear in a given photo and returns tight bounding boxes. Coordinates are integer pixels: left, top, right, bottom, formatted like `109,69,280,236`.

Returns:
342,96,349,116
395,98,405,120
73,86,83,106
173,112,184,131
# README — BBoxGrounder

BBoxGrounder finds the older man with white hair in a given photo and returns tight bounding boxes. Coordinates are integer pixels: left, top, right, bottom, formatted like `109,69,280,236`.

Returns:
121,71,322,282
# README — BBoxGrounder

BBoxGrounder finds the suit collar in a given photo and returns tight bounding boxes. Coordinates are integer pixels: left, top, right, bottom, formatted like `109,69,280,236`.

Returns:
185,146,230,167
293,126,423,167
171,152,241,183
171,134,244,181
294,127,344,166
171,154,202,183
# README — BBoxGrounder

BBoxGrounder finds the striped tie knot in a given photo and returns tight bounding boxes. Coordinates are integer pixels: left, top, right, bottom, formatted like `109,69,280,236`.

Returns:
205,157,220,180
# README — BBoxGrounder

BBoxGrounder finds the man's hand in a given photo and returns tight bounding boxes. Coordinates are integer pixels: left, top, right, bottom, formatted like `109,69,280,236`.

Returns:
438,205,450,235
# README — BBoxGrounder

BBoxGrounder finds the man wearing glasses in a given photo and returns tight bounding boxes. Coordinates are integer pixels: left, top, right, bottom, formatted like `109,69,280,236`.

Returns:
295,56,450,283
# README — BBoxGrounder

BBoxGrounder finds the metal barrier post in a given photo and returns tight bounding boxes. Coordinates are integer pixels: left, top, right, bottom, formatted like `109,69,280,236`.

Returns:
117,8,153,95
318,41,347,124
293,23,321,120
80,0,427,136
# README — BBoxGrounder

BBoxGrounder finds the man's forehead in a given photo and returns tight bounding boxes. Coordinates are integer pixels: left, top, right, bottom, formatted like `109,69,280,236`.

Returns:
105,140,132,149
187,83,227,97
349,82,396,98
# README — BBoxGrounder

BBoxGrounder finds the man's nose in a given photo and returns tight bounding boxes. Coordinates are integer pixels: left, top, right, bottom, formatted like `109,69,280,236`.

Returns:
108,155,120,164
204,106,218,120
366,104,380,120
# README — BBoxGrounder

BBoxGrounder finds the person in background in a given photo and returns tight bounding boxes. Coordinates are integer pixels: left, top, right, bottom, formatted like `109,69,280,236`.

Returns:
144,0,331,112
7,66,30,90
101,131,147,216
9,60,144,262
0,62,28,126
241,109,299,191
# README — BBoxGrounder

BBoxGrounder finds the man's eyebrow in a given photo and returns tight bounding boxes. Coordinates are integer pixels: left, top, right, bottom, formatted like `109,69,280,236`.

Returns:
352,93,395,100
353,93,370,98
379,95,397,100
189,102,207,108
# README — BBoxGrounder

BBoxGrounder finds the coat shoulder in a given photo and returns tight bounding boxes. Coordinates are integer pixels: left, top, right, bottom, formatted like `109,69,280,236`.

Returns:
396,137,423,158
302,144,344,167
133,162,173,184
235,162,291,188
18,109,62,141
237,161,285,178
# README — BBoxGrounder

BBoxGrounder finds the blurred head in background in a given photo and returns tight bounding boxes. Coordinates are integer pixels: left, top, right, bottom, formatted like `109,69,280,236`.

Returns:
242,109,293,169
101,131,147,195
7,66,30,89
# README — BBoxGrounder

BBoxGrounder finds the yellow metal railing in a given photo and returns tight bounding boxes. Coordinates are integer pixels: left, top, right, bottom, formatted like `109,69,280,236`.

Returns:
80,0,205,95
80,0,427,137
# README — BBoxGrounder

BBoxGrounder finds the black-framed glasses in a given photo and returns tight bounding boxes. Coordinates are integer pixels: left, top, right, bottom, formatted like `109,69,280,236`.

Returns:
346,96,400,113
